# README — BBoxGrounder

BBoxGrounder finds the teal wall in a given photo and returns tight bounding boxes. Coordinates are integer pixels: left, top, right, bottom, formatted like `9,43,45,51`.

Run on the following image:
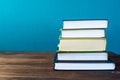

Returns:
0,0,120,54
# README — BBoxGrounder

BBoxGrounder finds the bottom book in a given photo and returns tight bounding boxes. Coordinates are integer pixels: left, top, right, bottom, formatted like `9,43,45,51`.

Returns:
54,60,115,70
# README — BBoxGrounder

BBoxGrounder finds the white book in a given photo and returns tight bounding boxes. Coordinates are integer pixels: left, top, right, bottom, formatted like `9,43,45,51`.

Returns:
61,29,105,38
54,61,115,70
63,20,108,29
57,52,108,61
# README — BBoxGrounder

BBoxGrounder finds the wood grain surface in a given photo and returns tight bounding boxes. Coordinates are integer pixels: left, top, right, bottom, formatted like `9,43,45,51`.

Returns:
0,52,119,80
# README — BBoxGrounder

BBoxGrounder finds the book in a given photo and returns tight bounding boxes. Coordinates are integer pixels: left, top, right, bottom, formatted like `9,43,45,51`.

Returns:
54,60,115,70
63,20,108,29
57,52,108,61
53,19,116,71
61,29,105,38
58,38,106,51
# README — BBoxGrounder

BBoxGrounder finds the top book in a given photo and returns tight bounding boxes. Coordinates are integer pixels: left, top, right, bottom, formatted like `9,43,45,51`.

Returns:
63,20,108,29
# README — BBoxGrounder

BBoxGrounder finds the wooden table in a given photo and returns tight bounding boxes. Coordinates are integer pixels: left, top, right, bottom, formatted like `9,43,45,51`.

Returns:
0,52,120,80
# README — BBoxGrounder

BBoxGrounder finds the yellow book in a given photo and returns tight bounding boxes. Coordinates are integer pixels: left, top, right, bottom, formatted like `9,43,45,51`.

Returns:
58,38,106,52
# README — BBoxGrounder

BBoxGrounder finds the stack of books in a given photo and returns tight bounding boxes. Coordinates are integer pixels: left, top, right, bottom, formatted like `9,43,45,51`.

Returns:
54,20,115,70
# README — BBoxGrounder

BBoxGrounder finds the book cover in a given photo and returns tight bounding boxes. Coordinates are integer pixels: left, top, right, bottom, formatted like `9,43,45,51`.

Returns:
54,57,115,70
56,52,108,61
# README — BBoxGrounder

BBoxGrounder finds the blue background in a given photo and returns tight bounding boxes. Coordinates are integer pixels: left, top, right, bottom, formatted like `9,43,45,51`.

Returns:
0,0,120,54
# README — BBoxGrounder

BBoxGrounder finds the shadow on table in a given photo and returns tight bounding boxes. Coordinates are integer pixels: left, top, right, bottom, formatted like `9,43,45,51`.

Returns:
108,51,120,71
